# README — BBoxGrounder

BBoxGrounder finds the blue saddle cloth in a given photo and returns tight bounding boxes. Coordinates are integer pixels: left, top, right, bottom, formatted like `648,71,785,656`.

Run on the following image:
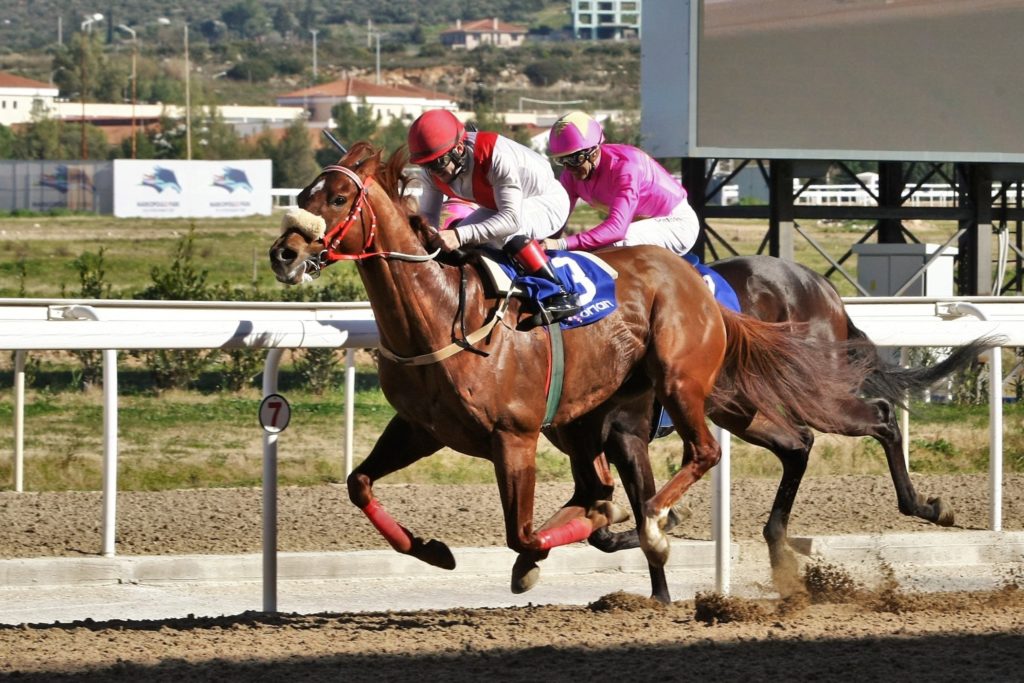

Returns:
653,253,742,439
486,249,618,330
683,253,741,312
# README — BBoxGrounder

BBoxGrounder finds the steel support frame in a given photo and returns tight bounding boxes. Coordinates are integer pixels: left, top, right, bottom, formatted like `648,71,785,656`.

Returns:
697,159,1024,295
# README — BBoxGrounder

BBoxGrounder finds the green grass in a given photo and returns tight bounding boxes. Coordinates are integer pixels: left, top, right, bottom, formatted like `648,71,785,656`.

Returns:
2,363,1021,493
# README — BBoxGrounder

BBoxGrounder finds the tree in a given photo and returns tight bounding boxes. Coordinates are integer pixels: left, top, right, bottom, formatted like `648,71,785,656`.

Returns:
273,6,298,38
191,108,246,160
374,118,410,158
0,124,14,159
222,0,271,40
51,33,107,101
261,119,319,188
317,102,380,166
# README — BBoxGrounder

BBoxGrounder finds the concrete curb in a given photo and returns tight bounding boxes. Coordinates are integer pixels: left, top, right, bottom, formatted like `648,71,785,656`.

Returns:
1,531,1020,589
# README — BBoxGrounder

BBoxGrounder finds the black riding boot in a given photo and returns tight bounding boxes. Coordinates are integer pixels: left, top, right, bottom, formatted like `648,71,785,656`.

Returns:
505,236,581,327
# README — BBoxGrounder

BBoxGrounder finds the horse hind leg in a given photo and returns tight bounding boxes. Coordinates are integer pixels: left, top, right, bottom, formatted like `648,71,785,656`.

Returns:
747,421,815,597
864,398,954,526
600,418,673,604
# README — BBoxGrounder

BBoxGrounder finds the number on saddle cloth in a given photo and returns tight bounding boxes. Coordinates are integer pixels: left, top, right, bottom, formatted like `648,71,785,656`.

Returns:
683,253,741,313
485,248,619,329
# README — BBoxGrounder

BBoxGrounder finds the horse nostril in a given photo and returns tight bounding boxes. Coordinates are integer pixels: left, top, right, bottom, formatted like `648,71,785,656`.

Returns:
271,247,297,264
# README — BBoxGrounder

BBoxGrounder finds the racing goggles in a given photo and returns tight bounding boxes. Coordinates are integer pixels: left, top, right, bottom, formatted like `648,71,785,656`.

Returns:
554,147,597,168
423,150,457,173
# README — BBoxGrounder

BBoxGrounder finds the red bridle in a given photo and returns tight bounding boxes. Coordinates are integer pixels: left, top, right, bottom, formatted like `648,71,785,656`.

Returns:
319,164,379,262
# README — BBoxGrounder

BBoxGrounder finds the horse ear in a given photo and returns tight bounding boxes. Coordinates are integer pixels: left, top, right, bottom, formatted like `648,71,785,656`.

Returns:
353,149,382,179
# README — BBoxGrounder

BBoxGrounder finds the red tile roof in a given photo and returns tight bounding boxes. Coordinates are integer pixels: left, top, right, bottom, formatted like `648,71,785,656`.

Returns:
278,77,451,102
0,71,56,90
441,18,527,34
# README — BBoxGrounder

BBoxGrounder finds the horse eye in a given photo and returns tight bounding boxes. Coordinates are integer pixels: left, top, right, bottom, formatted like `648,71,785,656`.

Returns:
331,195,348,208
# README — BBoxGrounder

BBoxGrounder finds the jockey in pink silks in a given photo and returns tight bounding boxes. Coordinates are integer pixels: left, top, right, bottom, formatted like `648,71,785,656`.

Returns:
541,111,701,257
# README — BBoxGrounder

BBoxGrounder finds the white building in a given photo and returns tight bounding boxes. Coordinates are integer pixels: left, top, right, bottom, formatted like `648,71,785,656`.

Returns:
277,77,457,126
440,18,528,50
0,71,59,127
572,0,642,40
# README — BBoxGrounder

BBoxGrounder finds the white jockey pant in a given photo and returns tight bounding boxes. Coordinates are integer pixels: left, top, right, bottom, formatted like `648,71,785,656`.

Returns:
614,199,700,257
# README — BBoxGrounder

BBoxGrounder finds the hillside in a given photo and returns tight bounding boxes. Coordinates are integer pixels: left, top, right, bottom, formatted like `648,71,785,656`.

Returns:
0,1,639,114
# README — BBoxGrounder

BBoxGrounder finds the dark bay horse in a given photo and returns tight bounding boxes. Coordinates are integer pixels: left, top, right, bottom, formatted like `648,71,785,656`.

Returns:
587,255,998,594
268,143,868,602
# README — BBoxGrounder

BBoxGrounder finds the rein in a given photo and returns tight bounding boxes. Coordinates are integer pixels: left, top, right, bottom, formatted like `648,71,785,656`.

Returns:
307,162,503,366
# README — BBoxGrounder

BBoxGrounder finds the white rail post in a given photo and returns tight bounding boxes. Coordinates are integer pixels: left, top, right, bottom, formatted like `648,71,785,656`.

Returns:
62,306,119,556
899,347,910,469
344,349,356,476
942,303,1003,530
13,350,25,493
711,425,731,593
261,348,285,613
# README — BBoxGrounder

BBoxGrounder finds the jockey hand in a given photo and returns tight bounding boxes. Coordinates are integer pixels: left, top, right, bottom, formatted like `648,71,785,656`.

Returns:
542,238,567,252
429,228,462,253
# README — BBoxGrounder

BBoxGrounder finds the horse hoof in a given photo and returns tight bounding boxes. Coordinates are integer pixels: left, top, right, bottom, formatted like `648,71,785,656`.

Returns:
511,555,540,594
929,496,955,527
595,500,631,525
665,502,692,531
411,538,457,570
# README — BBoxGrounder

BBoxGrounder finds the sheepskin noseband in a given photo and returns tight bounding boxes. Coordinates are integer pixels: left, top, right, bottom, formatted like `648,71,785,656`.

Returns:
281,207,327,241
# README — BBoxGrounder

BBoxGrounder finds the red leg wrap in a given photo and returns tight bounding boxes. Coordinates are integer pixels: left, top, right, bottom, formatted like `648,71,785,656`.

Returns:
361,498,413,553
535,517,594,550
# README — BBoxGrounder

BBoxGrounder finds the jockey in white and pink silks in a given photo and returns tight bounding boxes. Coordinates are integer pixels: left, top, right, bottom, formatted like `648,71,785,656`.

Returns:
541,111,701,258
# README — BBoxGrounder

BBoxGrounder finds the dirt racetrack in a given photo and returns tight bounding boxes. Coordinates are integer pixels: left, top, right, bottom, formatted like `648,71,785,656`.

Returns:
1,474,1023,680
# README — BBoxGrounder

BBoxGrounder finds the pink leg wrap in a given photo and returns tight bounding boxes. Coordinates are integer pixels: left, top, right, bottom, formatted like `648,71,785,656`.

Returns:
361,498,413,553
535,517,594,550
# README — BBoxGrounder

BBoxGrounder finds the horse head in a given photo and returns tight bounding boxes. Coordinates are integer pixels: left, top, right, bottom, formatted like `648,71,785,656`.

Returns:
269,143,384,285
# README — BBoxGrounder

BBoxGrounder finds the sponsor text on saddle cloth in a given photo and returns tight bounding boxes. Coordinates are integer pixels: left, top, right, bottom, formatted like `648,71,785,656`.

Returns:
485,248,619,329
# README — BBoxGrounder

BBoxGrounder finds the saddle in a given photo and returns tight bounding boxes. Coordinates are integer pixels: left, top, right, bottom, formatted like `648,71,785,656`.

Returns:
475,249,619,330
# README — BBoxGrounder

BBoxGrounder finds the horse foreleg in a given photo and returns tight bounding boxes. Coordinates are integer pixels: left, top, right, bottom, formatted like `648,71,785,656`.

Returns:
346,415,455,569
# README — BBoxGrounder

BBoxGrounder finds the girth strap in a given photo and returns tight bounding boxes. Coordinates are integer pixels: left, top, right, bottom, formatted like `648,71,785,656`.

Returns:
542,323,565,428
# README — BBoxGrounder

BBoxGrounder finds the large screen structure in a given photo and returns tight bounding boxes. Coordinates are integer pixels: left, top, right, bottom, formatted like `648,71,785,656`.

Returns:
641,0,1024,162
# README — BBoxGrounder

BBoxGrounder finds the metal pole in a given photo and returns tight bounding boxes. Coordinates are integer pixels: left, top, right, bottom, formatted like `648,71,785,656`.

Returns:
130,43,137,158
64,305,119,556
310,29,318,80
262,348,284,613
711,425,731,593
101,347,118,557
345,349,356,476
944,302,1003,530
13,350,25,493
184,24,191,161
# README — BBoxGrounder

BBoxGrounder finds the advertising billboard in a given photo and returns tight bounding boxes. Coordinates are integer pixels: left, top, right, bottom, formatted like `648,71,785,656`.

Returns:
113,159,272,218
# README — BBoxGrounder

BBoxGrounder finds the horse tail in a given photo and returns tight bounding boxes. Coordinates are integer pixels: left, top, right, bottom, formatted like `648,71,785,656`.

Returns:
845,316,1004,405
710,309,872,437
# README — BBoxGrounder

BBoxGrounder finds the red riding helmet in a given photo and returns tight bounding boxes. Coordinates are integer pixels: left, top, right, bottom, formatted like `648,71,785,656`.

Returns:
408,110,467,164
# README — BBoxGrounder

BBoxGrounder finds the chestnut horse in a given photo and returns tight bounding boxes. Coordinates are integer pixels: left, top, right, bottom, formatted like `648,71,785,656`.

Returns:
589,255,998,594
268,143,867,602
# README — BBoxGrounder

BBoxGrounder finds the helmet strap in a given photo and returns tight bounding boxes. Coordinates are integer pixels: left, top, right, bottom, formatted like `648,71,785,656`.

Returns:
449,143,469,179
